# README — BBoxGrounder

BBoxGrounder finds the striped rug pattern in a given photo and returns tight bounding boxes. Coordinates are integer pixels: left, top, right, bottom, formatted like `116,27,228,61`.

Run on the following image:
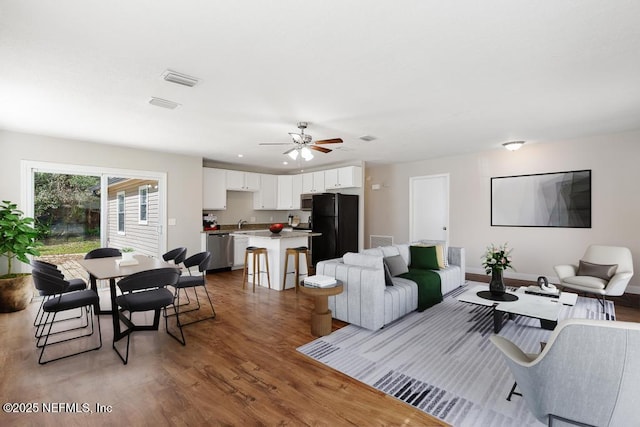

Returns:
297,283,615,427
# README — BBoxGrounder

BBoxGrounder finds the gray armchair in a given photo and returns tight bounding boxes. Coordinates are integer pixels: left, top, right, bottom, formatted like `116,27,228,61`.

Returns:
554,245,634,311
490,319,640,426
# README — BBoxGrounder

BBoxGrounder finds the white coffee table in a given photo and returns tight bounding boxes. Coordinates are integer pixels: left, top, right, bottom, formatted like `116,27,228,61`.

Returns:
457,284,578,333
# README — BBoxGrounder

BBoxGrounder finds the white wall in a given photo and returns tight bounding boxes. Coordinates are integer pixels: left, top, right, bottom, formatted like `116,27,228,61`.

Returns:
365,130,640,292
0,130,203,273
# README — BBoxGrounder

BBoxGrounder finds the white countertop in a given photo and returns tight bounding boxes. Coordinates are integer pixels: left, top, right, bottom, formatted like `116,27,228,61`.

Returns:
230,230,319,239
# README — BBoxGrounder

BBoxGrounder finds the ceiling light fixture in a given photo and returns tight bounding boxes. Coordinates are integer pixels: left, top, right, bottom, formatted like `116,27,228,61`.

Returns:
148,97,181,109
162,70,200,87
286,146,314,161
300,146,314,161
502,141,525,151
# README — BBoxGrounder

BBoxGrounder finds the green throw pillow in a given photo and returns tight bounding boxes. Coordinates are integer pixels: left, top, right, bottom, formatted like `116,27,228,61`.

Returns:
409,245,440,270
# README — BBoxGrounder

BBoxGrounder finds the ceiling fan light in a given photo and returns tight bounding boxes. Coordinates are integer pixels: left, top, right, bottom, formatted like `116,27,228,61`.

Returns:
502,141,525,151
288,149,299,160
300,146,314,161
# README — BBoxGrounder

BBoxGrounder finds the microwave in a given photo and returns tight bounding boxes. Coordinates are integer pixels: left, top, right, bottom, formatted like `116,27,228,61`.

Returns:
300,193,313,211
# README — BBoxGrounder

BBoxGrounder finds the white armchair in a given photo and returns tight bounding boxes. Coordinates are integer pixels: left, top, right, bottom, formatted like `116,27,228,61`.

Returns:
490,319,640,426
554,245,634,311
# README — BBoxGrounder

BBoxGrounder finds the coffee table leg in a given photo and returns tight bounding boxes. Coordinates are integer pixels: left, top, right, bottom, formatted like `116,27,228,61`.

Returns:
540,319,557,330
310,295,332,337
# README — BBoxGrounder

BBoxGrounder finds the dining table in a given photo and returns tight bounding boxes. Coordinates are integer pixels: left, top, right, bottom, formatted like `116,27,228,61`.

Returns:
78,254,180,342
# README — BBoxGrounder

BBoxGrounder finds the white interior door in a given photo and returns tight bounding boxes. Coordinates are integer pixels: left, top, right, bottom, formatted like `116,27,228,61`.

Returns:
410,174,449,242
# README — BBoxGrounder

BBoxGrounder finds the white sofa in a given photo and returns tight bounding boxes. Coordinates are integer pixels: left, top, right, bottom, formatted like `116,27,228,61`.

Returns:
315,242,465,330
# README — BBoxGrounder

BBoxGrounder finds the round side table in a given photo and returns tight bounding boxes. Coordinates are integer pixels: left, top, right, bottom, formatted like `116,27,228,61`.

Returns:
298,281,343,337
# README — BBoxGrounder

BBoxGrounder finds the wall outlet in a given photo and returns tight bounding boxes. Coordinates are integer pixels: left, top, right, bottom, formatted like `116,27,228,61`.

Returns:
270,216,273,221
250,216,256,222
168,218,177,226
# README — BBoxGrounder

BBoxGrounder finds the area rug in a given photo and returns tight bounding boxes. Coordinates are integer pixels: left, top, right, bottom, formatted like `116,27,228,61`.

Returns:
297,282,615,427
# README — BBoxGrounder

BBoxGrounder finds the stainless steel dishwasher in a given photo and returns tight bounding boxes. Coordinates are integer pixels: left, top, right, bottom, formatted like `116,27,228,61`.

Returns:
206,232,234,270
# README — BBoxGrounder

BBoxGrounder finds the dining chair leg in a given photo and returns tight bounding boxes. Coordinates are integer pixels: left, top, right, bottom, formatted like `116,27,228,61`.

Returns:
39,305,102,364
165,304,186,345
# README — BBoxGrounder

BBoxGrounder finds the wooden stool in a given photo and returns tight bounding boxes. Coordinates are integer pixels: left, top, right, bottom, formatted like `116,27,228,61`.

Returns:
283,246,311,292
242,246,271,292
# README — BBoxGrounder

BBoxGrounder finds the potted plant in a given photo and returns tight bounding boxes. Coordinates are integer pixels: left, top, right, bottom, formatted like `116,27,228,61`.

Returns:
121,247,135,261
0,200,41,312
482,243,514,296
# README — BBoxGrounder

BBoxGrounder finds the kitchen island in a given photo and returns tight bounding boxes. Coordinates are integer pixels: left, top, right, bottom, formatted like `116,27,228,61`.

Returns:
231,230,320,291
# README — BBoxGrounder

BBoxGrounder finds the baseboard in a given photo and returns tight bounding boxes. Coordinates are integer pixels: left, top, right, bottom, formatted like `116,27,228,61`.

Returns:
466,273,640,309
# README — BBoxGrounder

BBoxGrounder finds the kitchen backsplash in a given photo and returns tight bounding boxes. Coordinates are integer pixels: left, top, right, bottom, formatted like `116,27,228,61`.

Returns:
204,190,310,227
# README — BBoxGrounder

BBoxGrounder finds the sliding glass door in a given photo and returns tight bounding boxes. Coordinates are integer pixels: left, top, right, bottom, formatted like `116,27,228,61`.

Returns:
22,161,167,260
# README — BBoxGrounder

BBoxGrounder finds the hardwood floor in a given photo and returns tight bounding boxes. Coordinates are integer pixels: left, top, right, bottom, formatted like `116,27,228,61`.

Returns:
4,271,639,426
1,270,445,426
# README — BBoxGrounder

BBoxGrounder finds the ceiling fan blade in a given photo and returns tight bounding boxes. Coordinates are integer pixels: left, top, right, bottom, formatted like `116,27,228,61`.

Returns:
259,142,291,146
314,138,343,145
310,145,332,154
288,133,303,143
283,147,297,155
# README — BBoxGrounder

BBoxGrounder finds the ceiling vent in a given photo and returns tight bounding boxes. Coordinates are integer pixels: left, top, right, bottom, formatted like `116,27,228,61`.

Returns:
149,97,181,109
359,135,376,141
162,69,200,87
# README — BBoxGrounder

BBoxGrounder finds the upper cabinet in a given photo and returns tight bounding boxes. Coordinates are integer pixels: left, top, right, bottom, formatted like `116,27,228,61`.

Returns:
277,175,303,210
253,174,277,210
324,166,362,189
226,170,260,191
302,171,326,194
203,168,227,210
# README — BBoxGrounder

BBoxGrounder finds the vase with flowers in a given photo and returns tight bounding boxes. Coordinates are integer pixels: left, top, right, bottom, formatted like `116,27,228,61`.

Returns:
482,243,514,296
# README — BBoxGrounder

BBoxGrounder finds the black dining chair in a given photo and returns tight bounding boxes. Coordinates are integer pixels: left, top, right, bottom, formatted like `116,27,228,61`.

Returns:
113,267,183,364
162,247,187,265
84,247,122,259
170,251,215,327
31,260,87,328
162,247,190,305
32,269,102,364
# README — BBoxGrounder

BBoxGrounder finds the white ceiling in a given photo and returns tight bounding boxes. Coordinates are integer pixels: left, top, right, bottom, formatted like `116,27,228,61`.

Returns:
1,0,640,173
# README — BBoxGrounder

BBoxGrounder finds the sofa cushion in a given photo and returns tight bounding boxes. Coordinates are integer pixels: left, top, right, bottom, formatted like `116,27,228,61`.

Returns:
395,244,410,266
343,252,384,269
419,240,449,267
383,262,394,286
409,245,440,270
577,260,618,281
384,254,409,277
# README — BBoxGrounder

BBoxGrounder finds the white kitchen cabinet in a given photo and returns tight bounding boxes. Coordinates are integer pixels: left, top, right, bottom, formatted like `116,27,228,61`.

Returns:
203,168,227,210
324,166,362,189
253,174,277,209
232,235,249,270
302,171,325,194
277,174,303,210
226,170,260,191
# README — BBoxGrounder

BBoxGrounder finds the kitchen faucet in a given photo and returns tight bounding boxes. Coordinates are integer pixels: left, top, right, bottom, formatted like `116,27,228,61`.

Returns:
238,219,247,229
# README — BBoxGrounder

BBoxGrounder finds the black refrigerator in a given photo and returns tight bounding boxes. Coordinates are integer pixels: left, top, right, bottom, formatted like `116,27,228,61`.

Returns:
311,193,359,265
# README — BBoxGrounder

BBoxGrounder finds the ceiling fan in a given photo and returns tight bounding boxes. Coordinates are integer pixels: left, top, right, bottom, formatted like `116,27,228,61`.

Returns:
259,122,343,161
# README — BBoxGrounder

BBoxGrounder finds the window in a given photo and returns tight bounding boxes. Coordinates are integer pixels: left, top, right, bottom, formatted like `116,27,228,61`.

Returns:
117,191,125,234
138,186,148,225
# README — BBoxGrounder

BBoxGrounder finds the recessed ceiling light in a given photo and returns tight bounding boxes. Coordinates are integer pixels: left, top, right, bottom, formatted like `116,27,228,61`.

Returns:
162,69,200,87
148,97,180,109
283,161,289,165
238,154,244,158
359,135,376,141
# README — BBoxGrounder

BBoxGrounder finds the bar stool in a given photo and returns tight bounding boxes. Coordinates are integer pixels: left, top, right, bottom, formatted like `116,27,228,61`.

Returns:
283,246,312,292
242,246,271,292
